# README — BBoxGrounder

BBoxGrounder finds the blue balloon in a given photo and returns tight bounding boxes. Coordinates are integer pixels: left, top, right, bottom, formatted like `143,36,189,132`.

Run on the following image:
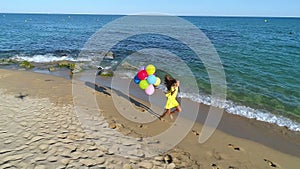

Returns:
134,75,140,84
147,75,156,84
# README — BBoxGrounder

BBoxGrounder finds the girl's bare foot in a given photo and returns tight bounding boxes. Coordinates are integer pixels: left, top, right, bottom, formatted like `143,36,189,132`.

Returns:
170,114,174,120
159,116,166,122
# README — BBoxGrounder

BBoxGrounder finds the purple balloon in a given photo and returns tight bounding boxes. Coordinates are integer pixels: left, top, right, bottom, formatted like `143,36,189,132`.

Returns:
139,66,145,71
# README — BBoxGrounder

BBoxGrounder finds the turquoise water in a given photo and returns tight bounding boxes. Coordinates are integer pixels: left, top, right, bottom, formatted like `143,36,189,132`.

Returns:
187,17,300,117
0,14,299,130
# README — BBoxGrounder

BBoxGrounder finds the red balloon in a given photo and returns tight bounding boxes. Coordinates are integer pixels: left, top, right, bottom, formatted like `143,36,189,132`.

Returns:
137,70,148,80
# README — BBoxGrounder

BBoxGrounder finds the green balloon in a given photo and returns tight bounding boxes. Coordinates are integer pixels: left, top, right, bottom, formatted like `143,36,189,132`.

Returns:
139,80,149,90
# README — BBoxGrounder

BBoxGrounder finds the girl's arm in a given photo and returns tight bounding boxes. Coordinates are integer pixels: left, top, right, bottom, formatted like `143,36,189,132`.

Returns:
170,88,176,96
165,87,176,97
170,81,180,96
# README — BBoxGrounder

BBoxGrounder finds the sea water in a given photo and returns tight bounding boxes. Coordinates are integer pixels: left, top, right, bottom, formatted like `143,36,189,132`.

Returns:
0,14,299,131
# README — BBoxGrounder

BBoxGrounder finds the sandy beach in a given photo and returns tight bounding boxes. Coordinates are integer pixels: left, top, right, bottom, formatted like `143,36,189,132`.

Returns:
0,68,299,169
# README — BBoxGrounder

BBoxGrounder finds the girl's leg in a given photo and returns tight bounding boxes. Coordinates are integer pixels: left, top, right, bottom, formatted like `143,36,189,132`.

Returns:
160,109,170,121
170,105,182,114
169,105,182,119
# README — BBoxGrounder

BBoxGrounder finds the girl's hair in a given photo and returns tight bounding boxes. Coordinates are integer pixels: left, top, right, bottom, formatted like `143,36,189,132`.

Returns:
164,75,177,91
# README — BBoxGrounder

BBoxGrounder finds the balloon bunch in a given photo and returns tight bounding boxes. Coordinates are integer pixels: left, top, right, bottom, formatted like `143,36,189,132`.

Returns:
133,64,161,96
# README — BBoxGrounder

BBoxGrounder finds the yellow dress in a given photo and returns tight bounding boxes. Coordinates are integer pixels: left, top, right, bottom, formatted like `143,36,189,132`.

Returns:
165,86,179,109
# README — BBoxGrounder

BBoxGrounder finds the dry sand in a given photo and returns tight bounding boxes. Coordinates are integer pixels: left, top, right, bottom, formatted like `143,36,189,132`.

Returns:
0,69,299,169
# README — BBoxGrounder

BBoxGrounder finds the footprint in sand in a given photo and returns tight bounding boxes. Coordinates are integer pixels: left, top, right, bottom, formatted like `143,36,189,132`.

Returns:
212,162,237,169
134,106,146,113
44,79,54,82
211,163,220,169
192,130,199,136
228,144,242,151
264,159,278,168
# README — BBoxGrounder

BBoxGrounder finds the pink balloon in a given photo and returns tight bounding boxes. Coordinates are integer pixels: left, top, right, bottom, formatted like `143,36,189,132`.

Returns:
145,85,155,96
137,70,148,80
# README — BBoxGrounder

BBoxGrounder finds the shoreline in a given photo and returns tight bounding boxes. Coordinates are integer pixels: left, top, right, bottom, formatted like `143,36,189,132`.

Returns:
2,59,299,132
90,73,300,157
1,69,299,168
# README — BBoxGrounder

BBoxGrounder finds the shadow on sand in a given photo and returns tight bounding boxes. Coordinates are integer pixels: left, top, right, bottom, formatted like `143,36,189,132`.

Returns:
85,81,162,119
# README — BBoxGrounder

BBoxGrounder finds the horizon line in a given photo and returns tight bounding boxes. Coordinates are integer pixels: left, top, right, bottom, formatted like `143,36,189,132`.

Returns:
1,12,300,18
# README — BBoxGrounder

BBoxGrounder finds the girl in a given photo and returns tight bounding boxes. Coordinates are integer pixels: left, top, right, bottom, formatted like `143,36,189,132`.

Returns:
160,75,182,121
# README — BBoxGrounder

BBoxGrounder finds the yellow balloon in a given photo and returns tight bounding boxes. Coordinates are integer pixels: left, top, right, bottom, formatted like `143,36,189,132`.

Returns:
146,64,156,75
154,77,161,86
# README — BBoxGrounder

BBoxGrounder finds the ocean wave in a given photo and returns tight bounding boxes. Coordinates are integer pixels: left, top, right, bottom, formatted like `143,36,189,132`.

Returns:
10,54,92,63
180,92,300,132
224,101,300,131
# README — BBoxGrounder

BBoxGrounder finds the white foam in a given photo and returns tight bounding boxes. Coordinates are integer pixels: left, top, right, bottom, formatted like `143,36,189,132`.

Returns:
11,54,91,63
180,92,300,131
223,101,300,131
